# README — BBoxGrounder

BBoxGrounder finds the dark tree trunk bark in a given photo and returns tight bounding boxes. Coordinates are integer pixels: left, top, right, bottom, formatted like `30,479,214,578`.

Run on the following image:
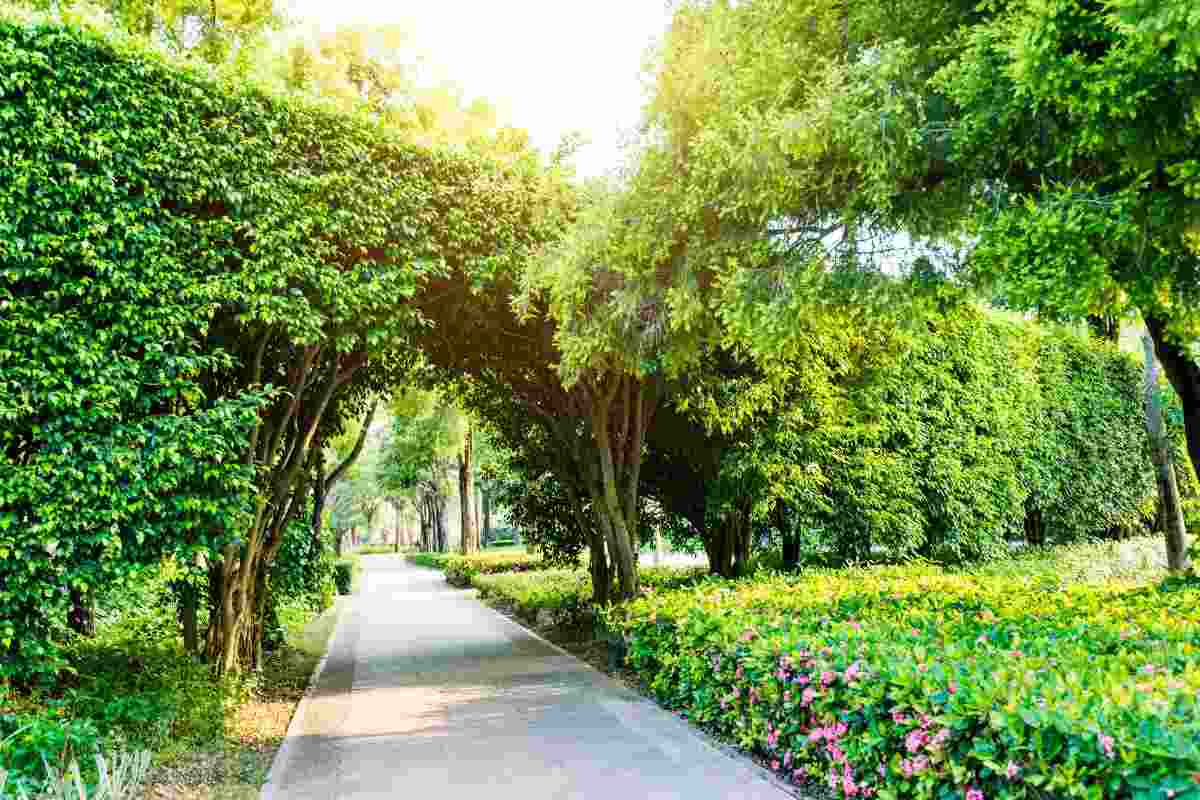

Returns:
1142,333,1189,572
482,489,493,544
1146,314,1200,486
459,425,478,553
68,587,95,637
1024,507,1045,547
1087,314,1120,343
776,505,800,571
178,582,199,654
311,463,327,551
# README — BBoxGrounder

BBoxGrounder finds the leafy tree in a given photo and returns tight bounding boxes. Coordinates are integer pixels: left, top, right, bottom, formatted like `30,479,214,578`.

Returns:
0,15,564,676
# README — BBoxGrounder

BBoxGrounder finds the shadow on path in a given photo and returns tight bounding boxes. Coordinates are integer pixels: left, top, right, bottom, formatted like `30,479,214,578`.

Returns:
263,556,788,800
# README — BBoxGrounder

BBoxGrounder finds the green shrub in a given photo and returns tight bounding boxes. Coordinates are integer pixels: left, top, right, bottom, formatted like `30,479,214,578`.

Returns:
800,314,1151,563
408,552,453,570
332,561,354,596
487,538,516,548
605,561,1200,800
407,550,552,586
355,544,404,556
442,552,548,587
472,565,708,627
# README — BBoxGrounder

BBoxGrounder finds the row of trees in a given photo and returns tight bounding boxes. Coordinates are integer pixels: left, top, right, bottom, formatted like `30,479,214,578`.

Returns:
0,7,569,681
4,0,1198,685
407,0,1200,600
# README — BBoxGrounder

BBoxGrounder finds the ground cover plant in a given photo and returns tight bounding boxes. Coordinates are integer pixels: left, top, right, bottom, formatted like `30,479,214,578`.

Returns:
603,540,1197,800
0,558,337,797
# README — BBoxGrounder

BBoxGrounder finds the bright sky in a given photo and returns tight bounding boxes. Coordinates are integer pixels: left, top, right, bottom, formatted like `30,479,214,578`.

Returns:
286,1,674,177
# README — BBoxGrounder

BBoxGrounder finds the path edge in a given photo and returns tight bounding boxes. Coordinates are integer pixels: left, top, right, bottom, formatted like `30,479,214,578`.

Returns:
259,594,349,800
456,575,802,799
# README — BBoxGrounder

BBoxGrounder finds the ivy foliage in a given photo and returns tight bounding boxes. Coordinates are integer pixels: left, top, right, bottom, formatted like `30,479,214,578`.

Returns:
0,14,565,680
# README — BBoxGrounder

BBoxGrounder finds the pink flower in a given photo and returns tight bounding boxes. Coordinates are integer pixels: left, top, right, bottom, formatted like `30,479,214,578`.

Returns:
821,671,837,686
911,628,920,636
740,629,757,642
891,709,910,725
795,673,811,685
948,681,958,695
1005,761,1021,780
842,764,859,796
777,668,789,680
784,690,792,702
845,662,863,681
784,751,793,768
1099,733,1115,759
736,665,745,679
771,760,780,771
802,687,817,706
905,730,927,753
965,788,984,800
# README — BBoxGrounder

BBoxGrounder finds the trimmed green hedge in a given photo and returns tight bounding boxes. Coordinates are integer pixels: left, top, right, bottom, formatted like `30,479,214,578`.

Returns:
604,557,1199,799
793,313,1155,563
473,566,708,627
408,550,551,586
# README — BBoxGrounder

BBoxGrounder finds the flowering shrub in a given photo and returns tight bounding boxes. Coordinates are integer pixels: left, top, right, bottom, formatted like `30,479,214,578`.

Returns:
604,568,1200,800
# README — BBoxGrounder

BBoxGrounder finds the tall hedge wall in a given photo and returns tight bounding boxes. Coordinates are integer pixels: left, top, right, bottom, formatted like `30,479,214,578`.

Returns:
796,310,1153,563
0,17,557,681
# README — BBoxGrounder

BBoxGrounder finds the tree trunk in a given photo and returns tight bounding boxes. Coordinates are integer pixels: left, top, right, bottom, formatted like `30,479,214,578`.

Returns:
482,489,493,544
1024,507,1045,547
1146,314,1200,486
1087,314,1120,343
1142,333,1189,572
459,426,478,553
776,505,800,571
435,495,448,552
312,464,328,551
67,587,95,637
476,486,485,546
586,376,652,601
178,582,199,654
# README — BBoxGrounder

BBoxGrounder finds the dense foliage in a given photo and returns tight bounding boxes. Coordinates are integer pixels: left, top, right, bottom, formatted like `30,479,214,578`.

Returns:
793,311,1153,563
0,14,563,679
606,544,1196,800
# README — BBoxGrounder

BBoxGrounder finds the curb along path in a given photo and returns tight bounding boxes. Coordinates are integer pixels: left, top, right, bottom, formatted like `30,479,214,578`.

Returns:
262,555,791,800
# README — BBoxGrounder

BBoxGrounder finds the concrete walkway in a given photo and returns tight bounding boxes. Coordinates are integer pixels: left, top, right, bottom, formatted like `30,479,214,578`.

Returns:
263,556,789,800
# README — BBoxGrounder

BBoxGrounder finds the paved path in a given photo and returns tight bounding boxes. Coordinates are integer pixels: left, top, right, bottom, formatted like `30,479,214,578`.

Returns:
263,556,788,800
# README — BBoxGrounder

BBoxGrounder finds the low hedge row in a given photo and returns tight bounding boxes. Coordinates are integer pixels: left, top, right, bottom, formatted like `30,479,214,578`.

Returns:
472,566,709,627
408,550,550,586
603,566,1200,800
408,552,453,570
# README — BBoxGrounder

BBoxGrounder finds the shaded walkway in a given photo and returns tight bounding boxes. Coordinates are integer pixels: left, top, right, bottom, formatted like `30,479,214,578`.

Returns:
263,556,788,799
